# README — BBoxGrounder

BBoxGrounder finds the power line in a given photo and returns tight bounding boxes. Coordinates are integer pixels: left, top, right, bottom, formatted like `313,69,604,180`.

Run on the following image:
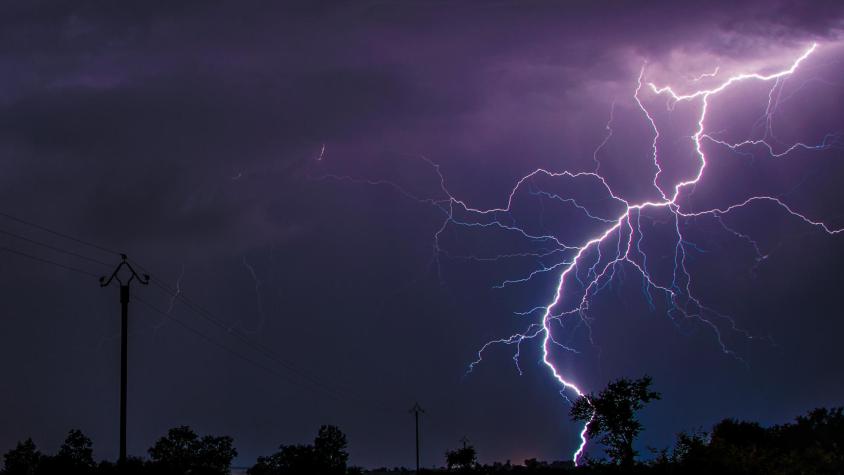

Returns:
0,211,120,256
0,237,348,402
0,221,360,404
0,245,101,278
146,277,382,407
134,296,346,401
0,227,112,268
0,211,399,413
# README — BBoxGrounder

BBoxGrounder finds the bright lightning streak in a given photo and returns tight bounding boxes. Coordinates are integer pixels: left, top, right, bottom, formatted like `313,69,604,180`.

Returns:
240,256,266,334
320,42,841,465
592,100,615,172
691,66,720,82
453,42,840,465
166,264,185,315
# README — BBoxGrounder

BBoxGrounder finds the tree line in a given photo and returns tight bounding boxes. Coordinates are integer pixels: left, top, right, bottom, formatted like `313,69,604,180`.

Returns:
3,376,842,474
0,424,351,475
439,375,844,474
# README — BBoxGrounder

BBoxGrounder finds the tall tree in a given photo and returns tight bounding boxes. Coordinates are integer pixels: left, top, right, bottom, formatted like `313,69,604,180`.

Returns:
1,438,41,475
148,426,198,474
570,375,660,466
314,425,348,475
56,429,95,471
195,434,237,474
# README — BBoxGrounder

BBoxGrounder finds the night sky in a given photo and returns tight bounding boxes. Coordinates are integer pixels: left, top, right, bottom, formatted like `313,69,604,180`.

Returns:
2,0,844,470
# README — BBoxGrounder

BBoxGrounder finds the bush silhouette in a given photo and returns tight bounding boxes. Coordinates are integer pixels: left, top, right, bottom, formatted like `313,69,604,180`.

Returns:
35,430,97,474
147,426,236,475
445,445,477,472
248,424,348,475
671,407,844,474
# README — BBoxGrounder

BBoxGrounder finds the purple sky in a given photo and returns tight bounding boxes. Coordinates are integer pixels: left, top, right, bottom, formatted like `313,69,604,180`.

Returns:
1,0,844,469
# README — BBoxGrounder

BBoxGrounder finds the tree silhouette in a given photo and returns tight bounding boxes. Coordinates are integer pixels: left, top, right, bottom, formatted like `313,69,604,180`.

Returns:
1,438,41,475
195,433,239,475
445,446,477,472
56,429,95,471
570,375,660,467
148,426,236,475
314,425,348,475
148,426,198,474
249,444,316,475
248,425,349,475
779,407,844,460
94,456,147,475
35,430,97,474
671,407,844,474
1,404,840,474
670,429,709,469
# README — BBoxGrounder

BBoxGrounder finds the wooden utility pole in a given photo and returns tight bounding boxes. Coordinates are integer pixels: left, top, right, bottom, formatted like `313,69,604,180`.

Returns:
100,254,149,465
409,402,425,473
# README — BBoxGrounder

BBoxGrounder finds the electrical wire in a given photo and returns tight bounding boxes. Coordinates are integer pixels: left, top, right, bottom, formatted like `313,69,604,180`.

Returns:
0,213,399,412
0,227,112,268
0,211,121,256
0,245,101,278
134,295,347,401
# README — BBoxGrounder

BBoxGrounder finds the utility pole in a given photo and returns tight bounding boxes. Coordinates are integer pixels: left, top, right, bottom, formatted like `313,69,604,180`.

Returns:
409,402,425,473
100,254,149,465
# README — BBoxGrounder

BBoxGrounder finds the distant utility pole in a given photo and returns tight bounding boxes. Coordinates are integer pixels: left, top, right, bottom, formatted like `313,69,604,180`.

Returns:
100,254,149,465
409,402,425,473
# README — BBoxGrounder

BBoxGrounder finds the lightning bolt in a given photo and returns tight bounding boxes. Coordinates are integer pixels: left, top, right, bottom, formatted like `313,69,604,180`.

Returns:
166,264,185,315
448,44,844,464
690,66,720,82
234,255,267,335
320,42,841,465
